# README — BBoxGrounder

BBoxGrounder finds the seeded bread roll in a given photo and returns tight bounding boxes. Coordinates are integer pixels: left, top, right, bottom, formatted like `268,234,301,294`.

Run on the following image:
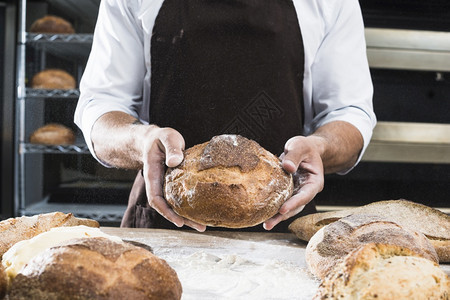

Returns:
0,212,99,258
30,15,75,34
313,243,450,300
8,237,182,300
30,123,76,145
31,69,76,90
164,134,293,228
305,214,439,280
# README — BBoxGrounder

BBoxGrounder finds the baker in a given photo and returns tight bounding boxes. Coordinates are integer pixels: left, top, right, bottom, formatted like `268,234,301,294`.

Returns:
75,0,376,232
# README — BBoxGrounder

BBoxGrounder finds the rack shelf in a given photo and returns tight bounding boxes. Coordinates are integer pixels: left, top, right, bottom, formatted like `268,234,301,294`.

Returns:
26,33,93,59
20,143,90,154
25,88,80,99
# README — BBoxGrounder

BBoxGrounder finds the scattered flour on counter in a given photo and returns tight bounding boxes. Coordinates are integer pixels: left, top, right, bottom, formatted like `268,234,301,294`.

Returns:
166,251,319,300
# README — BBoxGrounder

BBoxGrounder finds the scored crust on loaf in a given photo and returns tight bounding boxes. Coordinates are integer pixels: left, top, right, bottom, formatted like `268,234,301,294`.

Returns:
164,134,293,228
8,237,182,300
0,212,99,258
313,243,450,300
30,15,75,34
289,199,450,263
305,214,438,280
31,69,76,90
198,135,260,172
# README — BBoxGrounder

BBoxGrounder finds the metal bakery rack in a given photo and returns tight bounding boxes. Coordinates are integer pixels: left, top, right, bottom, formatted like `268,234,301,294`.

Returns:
15,0,132,225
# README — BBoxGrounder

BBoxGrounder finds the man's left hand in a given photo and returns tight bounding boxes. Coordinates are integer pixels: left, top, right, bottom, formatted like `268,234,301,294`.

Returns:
263,135,325,230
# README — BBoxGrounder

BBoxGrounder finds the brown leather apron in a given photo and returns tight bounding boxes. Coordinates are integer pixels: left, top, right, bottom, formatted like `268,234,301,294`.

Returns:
121,0,316,231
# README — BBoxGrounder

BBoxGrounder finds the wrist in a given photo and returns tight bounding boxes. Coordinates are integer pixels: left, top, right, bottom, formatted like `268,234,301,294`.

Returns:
308,121,364,174
131,124,160,166
306,134,328,161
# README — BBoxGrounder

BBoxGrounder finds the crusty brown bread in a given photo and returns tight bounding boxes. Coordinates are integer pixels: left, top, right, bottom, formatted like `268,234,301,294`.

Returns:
31,69,76,90
164,134,293,228
305,214,438,280
0,212,99,258
0,265,6,300
8,237,182,300
30,15,75,34
30,123,76,145
289,199,450,262
313,243,450,300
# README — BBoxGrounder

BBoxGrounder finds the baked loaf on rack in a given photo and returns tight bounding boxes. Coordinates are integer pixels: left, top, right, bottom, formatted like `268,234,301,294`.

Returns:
305,214,439,280
0,212,98,258
289,199,450,262
30,123,76,145
31,69,76,90
29,15,75,34
7,237,182,300
164,134,293,228
313,243,450,300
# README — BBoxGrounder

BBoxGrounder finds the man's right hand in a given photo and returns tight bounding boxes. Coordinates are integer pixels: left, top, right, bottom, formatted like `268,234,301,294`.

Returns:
141,126,206,232
91,111,206,232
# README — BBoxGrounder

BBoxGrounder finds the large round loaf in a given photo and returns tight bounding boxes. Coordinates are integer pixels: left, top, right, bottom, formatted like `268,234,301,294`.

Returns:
164,134,293,228
31,69,76,90
313,243,449,300
8,237,182,300
305,214,438,280
30,15,75,34
0,265,6,300
0,212,98,258
288,199,450,262
30,123,76,145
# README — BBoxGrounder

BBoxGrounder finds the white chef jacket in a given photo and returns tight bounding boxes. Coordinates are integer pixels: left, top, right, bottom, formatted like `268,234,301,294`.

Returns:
74,0,377,174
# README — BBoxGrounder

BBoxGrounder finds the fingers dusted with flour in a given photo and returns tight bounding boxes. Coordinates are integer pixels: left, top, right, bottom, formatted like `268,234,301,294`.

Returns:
264,136,324,230
265,121,364,230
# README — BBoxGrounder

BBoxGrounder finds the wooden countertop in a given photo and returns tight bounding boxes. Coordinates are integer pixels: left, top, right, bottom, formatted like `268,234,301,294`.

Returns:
102,228,318,299
101,227,450,300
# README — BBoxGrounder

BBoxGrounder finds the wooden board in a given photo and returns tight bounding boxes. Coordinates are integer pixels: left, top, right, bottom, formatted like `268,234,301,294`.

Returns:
101,228,450,300
101,228,319,299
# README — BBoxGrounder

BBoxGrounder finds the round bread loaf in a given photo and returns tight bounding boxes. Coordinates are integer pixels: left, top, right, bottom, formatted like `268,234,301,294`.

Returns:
288,199,450,263
305,214,438,280
30,123,76,145
31,69,76,90
0,212,99,258
30,15,75,34
313,243,450,300
8,237,182,300
0,265,6,300
164,134,293,228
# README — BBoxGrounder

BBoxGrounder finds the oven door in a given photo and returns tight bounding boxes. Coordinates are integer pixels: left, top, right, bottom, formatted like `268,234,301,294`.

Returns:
360,0,450,31
316,2,450,214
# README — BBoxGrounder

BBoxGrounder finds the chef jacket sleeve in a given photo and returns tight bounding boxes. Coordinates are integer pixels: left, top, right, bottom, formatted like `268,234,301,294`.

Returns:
74,0,145,167
308,0,377,174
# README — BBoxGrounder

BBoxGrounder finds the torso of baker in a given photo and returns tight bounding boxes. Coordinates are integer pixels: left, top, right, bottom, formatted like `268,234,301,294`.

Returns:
150,0,304,155
75,0,375,232
136,0,307,231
